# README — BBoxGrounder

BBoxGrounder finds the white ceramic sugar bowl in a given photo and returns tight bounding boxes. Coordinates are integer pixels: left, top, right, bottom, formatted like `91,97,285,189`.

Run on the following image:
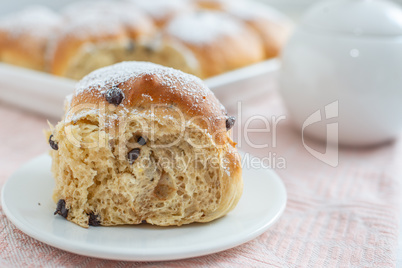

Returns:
279,0,402,146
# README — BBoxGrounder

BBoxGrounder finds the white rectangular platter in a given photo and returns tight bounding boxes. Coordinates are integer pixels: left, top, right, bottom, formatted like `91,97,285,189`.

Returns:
0,59,280,119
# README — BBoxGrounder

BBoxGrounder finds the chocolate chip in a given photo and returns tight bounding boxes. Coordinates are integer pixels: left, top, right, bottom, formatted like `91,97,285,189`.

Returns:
144,44,156,54
137,136,146,146
126,41,136,52
105,87,124,106
128,148,141,164
88,212,101,226
226,116,236,130
49,135,58,150
54,199,68,218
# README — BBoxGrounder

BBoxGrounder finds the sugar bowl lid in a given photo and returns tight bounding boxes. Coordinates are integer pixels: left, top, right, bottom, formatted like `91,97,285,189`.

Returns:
301,0,402,36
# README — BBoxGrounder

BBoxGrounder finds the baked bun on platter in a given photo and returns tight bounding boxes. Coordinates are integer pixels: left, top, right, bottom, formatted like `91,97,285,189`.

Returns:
1,0,291,80
0,6,62,71
222,1,293,58
49,1,156,80
156,11,265,78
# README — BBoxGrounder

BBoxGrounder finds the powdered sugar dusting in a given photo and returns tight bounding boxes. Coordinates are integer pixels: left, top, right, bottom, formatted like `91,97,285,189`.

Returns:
129,0,191,21
62,0,127,18
141,94,154,102
61,1,152,37
65,108,99,124
0,6,62,39
165,11,244,44
226,1,289,23
60,15,123,40
74,61,225,117
76,61,205,95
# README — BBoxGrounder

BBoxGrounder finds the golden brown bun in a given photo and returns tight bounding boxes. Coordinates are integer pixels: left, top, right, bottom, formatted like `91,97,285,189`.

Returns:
1,1,289,78
47,62,243,227
0,6,62,71
49,1,156,80
223,1,293,58
161,11,265,78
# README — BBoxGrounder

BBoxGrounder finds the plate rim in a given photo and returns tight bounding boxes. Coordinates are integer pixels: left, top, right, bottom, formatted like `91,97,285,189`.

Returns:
1,152,287,262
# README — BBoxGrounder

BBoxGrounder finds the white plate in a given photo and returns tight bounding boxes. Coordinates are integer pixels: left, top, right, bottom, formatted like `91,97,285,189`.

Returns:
1,152,287,262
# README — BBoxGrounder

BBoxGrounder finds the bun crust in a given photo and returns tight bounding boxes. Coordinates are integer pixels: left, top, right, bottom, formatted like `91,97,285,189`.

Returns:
48,62,243,227
224,2,293,58
194,0,230,10
49,2,156,79
0,7,62,71
162,11,265,78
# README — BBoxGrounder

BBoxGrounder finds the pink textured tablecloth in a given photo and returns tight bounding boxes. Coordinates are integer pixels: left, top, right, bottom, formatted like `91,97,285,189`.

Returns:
0,85,401,267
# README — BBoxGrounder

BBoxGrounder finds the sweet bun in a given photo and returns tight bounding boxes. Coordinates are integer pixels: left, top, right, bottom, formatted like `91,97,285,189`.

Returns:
224,1,293,58
49,1,156,80
156,11,265,78
0,6,62,71
47,61,243,228
1,1,290,79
